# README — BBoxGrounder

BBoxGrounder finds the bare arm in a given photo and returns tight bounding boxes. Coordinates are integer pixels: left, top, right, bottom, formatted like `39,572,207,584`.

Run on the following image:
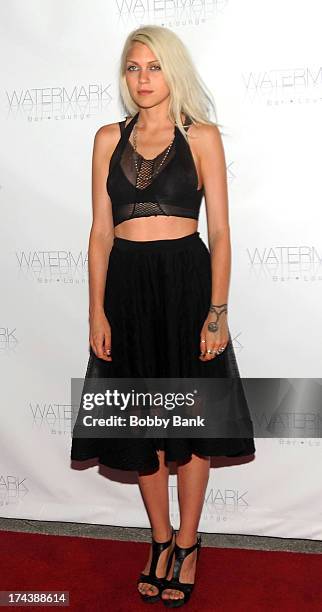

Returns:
200,123,231,304
197,123,231,360
88,124,118,359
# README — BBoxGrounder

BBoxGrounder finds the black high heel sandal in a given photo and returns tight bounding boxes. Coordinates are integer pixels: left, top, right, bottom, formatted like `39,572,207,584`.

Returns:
161,534,202,608
137,526,176,604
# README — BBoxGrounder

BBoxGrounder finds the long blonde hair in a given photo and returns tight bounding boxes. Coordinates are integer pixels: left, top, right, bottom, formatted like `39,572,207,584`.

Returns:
119,25,222,141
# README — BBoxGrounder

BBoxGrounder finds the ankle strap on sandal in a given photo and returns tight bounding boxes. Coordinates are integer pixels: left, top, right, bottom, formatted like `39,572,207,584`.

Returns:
174,535,201,556
172,535,202,580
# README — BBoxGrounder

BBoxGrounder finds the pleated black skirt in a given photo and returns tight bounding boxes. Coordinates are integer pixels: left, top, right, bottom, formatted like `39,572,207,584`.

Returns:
70,231,256,471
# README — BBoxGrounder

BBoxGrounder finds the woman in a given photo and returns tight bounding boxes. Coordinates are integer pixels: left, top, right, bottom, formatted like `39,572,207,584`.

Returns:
71,25,256,607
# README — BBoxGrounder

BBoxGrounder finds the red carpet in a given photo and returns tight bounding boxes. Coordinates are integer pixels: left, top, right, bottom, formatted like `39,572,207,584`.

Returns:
0,530,321,611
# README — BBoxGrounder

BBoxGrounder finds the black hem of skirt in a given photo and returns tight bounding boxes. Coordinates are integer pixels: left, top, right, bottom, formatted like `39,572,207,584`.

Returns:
71,444,256,472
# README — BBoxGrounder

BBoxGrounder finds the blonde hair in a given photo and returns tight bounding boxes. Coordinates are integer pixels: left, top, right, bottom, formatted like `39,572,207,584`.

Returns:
119,25,222,141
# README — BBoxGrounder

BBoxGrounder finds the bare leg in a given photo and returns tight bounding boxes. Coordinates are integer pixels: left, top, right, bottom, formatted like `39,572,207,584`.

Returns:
137,449,175,597
162,453,210,602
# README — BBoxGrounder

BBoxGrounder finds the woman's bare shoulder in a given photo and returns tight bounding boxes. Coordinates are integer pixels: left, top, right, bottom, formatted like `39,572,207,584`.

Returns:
189,120,221,139
92,116,130,155
96,115,133,136
94,119,122,141
189,121,223,159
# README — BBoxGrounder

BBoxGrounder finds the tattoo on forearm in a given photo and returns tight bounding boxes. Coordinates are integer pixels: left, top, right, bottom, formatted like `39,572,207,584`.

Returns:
207,303,228,334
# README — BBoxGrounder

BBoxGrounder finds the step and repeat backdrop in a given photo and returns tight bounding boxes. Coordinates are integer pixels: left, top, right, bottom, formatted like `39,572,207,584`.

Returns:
1,1,322,539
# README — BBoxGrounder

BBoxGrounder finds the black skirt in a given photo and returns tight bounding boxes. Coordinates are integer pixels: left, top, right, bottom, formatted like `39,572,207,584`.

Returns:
70,231,256,471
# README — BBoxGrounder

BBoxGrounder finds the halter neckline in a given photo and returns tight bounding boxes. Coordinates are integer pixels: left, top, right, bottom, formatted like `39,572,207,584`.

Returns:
120,112,202,192
107,111,204,227
126,112,178,163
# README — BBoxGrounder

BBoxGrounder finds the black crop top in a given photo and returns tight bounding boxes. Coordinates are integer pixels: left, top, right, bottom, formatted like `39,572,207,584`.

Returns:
106,112,204,227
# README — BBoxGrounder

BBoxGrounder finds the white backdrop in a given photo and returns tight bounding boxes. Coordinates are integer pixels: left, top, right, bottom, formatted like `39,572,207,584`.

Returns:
1,0,322,539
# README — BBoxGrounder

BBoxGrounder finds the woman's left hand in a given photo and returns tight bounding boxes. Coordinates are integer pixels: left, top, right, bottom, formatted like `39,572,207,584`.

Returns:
199,311,229,361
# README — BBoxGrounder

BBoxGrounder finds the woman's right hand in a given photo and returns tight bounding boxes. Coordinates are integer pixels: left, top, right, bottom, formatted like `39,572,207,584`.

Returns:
89,309,112,361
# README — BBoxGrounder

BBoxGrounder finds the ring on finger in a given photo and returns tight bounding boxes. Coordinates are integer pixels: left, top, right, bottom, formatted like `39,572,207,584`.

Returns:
216,346,225,354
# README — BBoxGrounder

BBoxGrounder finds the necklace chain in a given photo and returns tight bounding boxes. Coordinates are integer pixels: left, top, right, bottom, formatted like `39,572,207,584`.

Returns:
132,121,175,185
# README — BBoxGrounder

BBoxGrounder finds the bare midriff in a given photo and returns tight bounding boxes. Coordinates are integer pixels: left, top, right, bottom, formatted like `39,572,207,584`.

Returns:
113,216,198,241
